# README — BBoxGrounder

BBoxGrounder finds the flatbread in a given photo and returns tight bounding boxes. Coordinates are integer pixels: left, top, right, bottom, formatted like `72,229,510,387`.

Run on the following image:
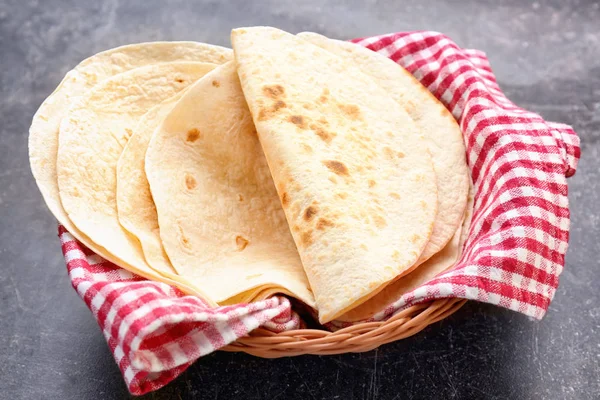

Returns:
116,89,197,275
338,179,474,321
145,62,315,307
298,32,469,263
57,62,216,294
29,41,232,235
231,27,438,323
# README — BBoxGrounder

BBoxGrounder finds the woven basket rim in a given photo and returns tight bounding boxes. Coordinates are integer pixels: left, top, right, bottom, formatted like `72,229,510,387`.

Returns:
223,298,467,357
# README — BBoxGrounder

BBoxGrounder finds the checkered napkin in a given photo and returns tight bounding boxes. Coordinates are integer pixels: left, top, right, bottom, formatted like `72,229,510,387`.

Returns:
58,31,580,395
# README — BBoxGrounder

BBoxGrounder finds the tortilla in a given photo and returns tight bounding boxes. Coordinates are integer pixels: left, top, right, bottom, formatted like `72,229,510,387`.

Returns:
29,41,232,236
231,27,438,323
116,89,194,275
337,179,474,321
298,32,469,263
145,62,315,307
57,62,216,294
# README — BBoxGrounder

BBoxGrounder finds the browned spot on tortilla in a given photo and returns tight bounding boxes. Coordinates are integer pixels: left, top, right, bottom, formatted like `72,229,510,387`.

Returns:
301,143,313,154
316,218,333,230
125,128,133,138
275,73,281,78
338,103,362,120
235,236,249,251
175,78,184,83
360,243,368,251
410,234,420,244
184,173,197,190
335,192,348,200
292,224,300,232
397,151,405,158
328,176,338,184
416,174,425,182
317,89,330,104
263,84,285,98
181,236,190,248
257,109,267,121
392,250,400,260
237,194,244,202
317,117,329,126
186,128,201,142
281,192,289,207
303,103,315,110
212,80,220,87
373,215,387,228
323,160,349,176
310,124,334,143
303,206,318,221
368,180,376,188
240,72,247,80
257,100,287,121
178,226,191,249
273,100,286,111
288,115,308,129
420,200,427,209
386,131,394,138
390,192,401,200
300,230,313,247
405,100,416,115
383,146,395,160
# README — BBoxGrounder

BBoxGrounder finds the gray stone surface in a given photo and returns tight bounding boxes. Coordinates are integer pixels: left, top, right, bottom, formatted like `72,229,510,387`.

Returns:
1,0,599,399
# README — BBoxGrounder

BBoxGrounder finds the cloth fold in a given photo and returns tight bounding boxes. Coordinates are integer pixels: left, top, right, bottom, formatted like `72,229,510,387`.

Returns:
58,31,580,395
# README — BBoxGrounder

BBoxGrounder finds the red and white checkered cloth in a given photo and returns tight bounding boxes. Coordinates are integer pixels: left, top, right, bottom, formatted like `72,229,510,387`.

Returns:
58,31,580,395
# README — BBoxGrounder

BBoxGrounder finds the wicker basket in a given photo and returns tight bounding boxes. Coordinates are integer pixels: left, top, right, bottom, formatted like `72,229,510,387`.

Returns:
222,298,467,357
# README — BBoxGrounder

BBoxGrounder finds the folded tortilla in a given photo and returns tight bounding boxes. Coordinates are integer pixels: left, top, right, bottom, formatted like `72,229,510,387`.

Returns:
231,27,439,323
145,62,315,307
116,90,191,275
30,42,231,235
338,179,474,321
57,62,217,297
298,32,470,263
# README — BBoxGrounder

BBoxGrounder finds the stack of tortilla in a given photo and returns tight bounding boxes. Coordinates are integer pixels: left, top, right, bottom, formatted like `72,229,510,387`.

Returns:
29,27,470,324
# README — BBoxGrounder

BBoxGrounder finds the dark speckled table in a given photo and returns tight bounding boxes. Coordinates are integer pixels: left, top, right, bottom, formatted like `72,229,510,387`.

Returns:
1,1,599,399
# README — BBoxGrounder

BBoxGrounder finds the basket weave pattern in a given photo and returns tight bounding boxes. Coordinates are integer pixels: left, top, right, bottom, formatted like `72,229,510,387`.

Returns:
223,299,467,357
